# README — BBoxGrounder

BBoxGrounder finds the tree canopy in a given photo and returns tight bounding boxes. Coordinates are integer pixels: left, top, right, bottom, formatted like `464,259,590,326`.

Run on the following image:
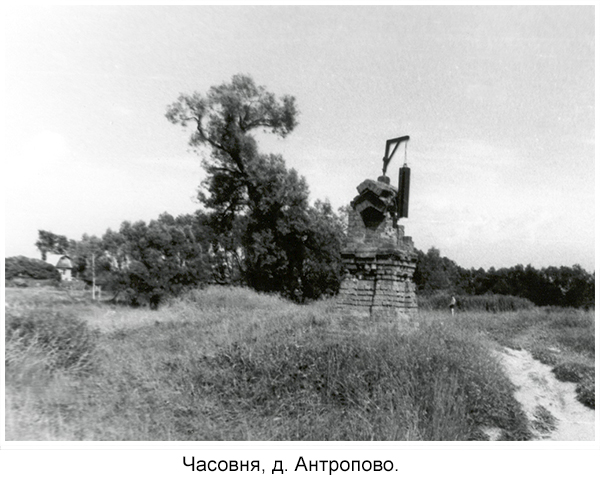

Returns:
35,230,70,261
68,213,211,308
166,74,342,301
165,74,298,220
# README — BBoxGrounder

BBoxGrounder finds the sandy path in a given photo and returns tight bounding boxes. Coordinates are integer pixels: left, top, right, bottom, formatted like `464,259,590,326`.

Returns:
497,347,595,441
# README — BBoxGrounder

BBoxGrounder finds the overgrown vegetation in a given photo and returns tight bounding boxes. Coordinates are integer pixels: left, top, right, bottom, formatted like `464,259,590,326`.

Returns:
531,405,557,435
5,286,534,441
447,308,595,409
195,323,529,440
5,256,60,282
418,293,535,313
6,309,98,372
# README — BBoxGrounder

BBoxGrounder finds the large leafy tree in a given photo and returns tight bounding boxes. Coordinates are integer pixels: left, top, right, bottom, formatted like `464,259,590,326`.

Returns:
166,74,342,300
165,74,298,220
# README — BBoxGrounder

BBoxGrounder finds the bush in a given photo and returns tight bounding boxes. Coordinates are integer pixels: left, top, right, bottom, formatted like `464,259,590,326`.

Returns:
576,379,595,409
103,216,213,309
5,310,98,371
5,256,60,281
552,362,593,383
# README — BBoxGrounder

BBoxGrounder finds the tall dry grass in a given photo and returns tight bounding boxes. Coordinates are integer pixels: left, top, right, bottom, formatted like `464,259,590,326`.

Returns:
5,286,545,440
438,307,595,408
418,293,535,312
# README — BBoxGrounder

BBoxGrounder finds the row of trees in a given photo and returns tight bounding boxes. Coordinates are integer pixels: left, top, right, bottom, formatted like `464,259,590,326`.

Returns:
414,247,595,309
69,214,212,308
56,202,343,308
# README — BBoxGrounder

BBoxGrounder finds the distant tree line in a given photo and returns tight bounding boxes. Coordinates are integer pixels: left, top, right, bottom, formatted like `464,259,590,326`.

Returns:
414,247,594,309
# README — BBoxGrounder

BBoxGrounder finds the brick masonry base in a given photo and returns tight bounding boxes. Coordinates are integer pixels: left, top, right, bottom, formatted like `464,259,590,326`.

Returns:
337,253,418,318
337,179,418,321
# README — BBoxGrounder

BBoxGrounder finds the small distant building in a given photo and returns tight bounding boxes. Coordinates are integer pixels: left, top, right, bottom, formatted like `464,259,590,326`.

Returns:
46,253,73,281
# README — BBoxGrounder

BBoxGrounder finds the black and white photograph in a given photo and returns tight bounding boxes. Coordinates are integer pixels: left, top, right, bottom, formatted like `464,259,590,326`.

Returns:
2,5,596,471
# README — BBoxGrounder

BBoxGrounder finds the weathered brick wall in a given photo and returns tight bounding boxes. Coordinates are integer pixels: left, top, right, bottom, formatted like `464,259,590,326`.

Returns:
338,178,418,318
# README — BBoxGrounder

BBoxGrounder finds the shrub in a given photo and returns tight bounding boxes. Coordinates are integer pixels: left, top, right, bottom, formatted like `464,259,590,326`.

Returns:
5,256,60,281
529,347,559,366
552,362,593,383
576,379,595,409
5,310,98,371
104,216,213,309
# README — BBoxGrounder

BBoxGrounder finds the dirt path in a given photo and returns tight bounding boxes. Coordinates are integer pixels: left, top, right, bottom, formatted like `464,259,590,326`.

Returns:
497,347,595,441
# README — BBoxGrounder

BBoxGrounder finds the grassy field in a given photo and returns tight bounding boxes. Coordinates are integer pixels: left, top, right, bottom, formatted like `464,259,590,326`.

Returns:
448,307,595,408
4,286,594,440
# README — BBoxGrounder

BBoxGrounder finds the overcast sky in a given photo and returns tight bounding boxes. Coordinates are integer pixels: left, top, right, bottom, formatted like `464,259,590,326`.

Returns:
3,6,595,272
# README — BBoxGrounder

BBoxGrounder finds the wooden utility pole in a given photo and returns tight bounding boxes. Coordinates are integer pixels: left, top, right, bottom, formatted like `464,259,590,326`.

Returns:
91,252,96,300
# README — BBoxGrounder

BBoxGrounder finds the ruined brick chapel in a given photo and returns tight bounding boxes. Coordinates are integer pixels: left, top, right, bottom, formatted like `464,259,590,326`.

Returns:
337,136,418,318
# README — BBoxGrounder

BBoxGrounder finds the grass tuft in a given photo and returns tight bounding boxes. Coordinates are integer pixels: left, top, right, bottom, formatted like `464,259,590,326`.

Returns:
6,309,98,372
531,405,557,434
575,380,595,408
552,362,593,383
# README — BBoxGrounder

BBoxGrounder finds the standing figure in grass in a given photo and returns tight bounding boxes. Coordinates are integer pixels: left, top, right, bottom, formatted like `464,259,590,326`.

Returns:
449,295,457,316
